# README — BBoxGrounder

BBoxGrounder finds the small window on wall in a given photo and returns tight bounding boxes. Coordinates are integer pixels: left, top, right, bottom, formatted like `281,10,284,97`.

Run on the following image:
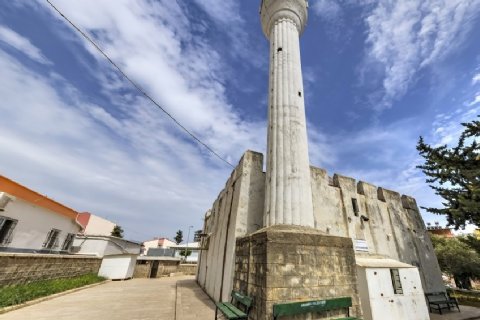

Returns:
0,216,18,245
390,269,403,294
43,229,61,249
61,233,75,251
351,198,359,216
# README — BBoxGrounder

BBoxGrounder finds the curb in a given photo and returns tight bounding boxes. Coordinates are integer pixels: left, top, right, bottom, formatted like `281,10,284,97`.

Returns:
0,280,110,315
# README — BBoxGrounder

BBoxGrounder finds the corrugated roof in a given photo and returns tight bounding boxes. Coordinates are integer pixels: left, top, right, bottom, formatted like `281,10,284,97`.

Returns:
356,258,416,268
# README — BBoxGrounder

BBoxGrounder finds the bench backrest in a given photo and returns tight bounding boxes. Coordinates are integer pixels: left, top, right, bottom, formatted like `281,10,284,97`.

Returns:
426,292,449,302
231,290,253,308
273,297,352,318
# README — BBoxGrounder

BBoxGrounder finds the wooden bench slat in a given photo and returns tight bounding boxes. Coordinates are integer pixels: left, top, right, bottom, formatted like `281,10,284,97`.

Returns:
223,303,247,318
273,297,352,317
231,291,253,307
215,302,240,319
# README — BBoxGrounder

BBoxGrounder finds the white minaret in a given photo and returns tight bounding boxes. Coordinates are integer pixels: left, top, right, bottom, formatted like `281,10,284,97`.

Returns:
260,0,314,227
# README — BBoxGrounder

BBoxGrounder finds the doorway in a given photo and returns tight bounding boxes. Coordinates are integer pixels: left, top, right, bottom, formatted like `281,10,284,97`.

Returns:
150,261,160,278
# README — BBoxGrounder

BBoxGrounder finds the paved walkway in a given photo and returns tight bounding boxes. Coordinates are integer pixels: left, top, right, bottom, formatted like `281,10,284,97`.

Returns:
1,276,478,320
430,306,480,320
0,276,215,320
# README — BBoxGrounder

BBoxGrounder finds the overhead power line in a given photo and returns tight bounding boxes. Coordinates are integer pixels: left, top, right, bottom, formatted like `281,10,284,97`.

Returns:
46,0,235,168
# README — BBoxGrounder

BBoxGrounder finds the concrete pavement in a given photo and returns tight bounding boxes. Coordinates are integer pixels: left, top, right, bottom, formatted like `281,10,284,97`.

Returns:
430,306,480,320
0,275,478,319
0,276,189,320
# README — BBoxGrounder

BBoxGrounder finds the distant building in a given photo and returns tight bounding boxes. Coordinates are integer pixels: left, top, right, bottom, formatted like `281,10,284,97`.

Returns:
426,222,455,238
142,237,176,255
170,242,200,263
0,175,83,254
77,212,115,236
71,234,141,257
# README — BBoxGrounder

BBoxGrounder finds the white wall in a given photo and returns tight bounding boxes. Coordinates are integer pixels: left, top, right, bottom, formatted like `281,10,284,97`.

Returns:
174,249,198,262
84,214,115,236
197,151,265,302
0,198,80,253
72,235,141,257
310,167,444,294
160,239,176,248
143,239,159,253
357,267,430,320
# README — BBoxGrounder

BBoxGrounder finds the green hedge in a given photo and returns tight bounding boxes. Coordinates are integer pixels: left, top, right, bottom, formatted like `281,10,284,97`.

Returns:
447,289,480,308
0,273,106,308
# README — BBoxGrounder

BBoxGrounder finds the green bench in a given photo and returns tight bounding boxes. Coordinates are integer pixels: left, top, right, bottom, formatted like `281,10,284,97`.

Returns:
215,290,253,319
273,297,361,320
425,292,460,315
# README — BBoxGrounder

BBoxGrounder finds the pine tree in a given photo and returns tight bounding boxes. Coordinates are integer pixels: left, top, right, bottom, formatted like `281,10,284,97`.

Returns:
416,116,480,229
111,225,124,238
174,230,183,244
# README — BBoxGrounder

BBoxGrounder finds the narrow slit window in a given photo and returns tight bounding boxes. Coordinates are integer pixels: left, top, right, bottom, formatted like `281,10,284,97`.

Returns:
390,269,403,294
351,198,359,216
277,47,283,52
298,92,302,97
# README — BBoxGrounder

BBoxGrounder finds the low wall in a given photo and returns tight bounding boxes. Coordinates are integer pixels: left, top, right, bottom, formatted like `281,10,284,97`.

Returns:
133,258,183,278
0,253,102,287
178,264,197,275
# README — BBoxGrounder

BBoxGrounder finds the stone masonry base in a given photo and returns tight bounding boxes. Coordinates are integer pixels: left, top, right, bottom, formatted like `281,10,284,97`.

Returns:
234,225,362,320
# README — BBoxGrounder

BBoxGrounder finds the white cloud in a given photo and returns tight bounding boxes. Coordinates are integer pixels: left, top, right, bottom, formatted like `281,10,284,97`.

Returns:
466,95,480,107
312,0,343,22
362,0,480,111
473,73,480,85
0,25,52,65
0,0,269,240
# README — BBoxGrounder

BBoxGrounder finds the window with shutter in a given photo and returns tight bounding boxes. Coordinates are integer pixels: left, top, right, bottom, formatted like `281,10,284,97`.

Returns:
42,229,61,249
390,268,404,294
0,216,18,245
61,233,75,251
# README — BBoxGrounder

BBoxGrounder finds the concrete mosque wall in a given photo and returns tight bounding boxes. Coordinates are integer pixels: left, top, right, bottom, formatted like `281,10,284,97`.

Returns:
196,150,444,303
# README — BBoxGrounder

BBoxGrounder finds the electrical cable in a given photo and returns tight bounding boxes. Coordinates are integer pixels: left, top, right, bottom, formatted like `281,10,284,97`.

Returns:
46,0,235,168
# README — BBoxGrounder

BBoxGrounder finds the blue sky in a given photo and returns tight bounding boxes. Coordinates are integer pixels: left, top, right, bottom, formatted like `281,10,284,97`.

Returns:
0,0,479,241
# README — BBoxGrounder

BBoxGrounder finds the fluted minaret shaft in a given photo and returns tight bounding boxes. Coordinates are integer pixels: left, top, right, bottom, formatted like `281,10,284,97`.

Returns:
261,0,314,228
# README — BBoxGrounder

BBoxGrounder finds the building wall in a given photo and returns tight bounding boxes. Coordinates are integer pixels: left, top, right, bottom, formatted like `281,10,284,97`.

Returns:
160,239,176,248
197,151,265,302
0,253,101,287
83,214,115,236
357,267,429,320
197,150,445,302
133,259,182,278
174,249,199,262
310,167,444,293
71,236,141,257
0,198,81,253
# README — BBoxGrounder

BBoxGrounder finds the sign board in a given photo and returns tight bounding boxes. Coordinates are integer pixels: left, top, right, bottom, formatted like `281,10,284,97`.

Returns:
354,239,369,252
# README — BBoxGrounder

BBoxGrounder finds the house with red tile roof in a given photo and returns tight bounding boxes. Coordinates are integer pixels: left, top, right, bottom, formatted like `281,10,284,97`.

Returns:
0,174,83,254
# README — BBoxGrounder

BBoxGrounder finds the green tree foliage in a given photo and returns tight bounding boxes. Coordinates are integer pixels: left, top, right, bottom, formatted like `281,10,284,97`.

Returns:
416,117,480,229
111,225,124,238
431,234,480,289
179,249,192,258
458,235,480,255
174,230,183,244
